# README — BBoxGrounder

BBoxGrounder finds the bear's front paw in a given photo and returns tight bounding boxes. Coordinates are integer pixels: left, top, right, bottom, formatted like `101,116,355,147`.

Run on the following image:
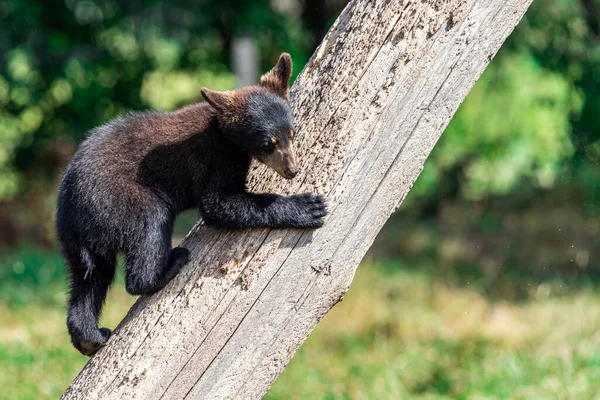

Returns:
287,193,327,228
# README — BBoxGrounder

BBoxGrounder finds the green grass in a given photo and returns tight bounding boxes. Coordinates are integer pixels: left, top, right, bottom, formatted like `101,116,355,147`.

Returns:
266,264,600,399
1,249,599,399
0,247,136,399
0,277,136,399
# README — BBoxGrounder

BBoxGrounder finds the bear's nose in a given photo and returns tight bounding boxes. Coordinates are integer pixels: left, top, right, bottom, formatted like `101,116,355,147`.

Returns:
285,166,299,179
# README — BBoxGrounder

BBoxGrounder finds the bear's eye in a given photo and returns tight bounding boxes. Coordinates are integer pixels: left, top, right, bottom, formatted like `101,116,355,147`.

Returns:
261,141,275,152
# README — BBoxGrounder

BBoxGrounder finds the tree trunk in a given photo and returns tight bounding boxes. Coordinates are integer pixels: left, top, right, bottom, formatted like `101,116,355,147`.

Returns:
62,0,533,398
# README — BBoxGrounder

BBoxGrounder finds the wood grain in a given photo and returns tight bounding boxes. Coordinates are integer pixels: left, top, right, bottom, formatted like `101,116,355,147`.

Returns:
62,0,533,398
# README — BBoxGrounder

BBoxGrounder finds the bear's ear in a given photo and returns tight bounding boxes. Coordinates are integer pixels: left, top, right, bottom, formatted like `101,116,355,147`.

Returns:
201,88,234,113
260,53,293,98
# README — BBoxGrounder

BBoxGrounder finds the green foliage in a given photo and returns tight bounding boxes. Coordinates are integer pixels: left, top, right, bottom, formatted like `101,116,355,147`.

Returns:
408,0,600,202
2,0,600,206
413,50,579,200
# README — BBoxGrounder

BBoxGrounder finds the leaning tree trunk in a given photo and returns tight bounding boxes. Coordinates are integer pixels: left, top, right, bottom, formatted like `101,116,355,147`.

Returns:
62,0,533,398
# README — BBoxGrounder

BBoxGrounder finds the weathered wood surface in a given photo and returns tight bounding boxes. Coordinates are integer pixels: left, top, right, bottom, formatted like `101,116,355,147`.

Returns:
62,0,533,398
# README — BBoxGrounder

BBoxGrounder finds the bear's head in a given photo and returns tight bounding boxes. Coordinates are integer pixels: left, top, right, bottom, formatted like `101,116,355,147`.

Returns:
201,53,299,179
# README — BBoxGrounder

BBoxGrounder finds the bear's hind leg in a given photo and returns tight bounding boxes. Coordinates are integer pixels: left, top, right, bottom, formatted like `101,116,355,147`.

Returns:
66,250,116,356
124,215,189,296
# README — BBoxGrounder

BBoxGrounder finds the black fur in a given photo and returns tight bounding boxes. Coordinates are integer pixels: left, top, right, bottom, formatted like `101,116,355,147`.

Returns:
56,54,327,356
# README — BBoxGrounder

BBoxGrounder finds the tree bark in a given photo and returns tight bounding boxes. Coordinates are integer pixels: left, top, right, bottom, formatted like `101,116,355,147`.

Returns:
62,0,533,398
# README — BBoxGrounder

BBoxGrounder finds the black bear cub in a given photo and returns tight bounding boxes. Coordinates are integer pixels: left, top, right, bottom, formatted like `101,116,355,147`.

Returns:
56,53,327,356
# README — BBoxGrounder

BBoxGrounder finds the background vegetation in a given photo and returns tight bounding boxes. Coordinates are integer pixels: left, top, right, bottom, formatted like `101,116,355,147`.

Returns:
1,0,600,398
